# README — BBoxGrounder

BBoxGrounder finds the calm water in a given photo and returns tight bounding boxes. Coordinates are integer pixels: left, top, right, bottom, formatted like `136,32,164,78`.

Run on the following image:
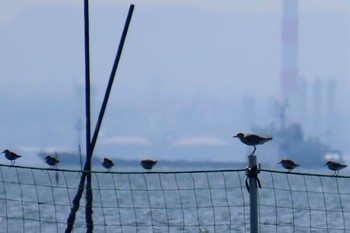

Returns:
0,166,349,233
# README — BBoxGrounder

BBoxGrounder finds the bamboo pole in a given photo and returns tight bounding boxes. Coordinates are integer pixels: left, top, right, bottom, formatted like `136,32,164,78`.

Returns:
65,0,92,231
65,3,134,233
90,4,135,152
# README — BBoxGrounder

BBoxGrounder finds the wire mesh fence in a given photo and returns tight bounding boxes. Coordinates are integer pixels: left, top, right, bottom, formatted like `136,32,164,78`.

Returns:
259,169,350,233
0,164,349,232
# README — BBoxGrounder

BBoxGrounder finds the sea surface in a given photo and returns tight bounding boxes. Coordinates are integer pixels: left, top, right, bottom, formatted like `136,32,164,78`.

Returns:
0,165,349,233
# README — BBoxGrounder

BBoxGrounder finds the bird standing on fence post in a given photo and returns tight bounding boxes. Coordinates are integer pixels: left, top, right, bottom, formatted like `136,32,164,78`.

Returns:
324,161,347,176
101,157,115,172
140,159,157,172
277,159,300,172
233,133,273,155
44,155,60,168
2,149,22,165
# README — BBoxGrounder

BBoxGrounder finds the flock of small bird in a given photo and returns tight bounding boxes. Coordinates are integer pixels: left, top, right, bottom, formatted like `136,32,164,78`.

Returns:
0,132,347,175
1,149,157,172
101,157,158,172
233,133,347,176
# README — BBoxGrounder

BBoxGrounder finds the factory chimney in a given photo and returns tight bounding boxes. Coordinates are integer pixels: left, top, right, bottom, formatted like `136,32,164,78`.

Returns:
281,0,299,101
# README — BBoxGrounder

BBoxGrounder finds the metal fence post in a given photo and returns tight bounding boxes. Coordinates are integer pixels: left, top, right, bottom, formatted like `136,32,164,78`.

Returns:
246,154,260,233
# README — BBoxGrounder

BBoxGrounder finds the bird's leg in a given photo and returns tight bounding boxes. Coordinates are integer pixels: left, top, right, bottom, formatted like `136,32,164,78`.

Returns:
251,146,256,156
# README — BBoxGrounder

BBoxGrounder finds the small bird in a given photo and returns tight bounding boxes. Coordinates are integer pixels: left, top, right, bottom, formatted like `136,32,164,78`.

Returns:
44,155,60,168
277,159,300,172
233,133,273,155
101,157,115,172
140,159,157,172
2,149,22,165
324,161,347,176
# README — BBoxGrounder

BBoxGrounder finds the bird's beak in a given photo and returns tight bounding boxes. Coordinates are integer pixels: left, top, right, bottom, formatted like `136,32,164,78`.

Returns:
233,135,237,138
276,161,281,165
323,163,327,167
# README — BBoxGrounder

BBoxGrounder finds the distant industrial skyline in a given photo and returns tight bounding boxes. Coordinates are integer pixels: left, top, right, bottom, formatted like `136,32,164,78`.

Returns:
0,1,348,166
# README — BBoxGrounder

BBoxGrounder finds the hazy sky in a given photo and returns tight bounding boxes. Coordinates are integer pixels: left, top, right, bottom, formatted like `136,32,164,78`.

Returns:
0,1,349,166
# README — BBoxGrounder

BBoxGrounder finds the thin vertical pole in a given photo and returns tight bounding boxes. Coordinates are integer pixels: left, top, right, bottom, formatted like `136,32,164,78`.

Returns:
248,155,259,233
65,0,92,232
83,0,94,231
84,1,91,152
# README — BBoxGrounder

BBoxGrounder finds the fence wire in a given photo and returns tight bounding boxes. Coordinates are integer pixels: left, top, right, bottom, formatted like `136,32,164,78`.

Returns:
0,164,349,233
259,169,350,233
0,165,248,233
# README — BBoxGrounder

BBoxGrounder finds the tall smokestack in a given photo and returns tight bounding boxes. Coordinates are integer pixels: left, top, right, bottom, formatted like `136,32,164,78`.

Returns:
281,0,299,100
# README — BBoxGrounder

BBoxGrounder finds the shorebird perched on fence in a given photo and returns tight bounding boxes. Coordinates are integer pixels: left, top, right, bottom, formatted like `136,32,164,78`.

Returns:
2,149,22,165
324,161,347,176
233,133,273,155
44,155,60,168
101,158,115,172
140,159,157,172
277,159,300,172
